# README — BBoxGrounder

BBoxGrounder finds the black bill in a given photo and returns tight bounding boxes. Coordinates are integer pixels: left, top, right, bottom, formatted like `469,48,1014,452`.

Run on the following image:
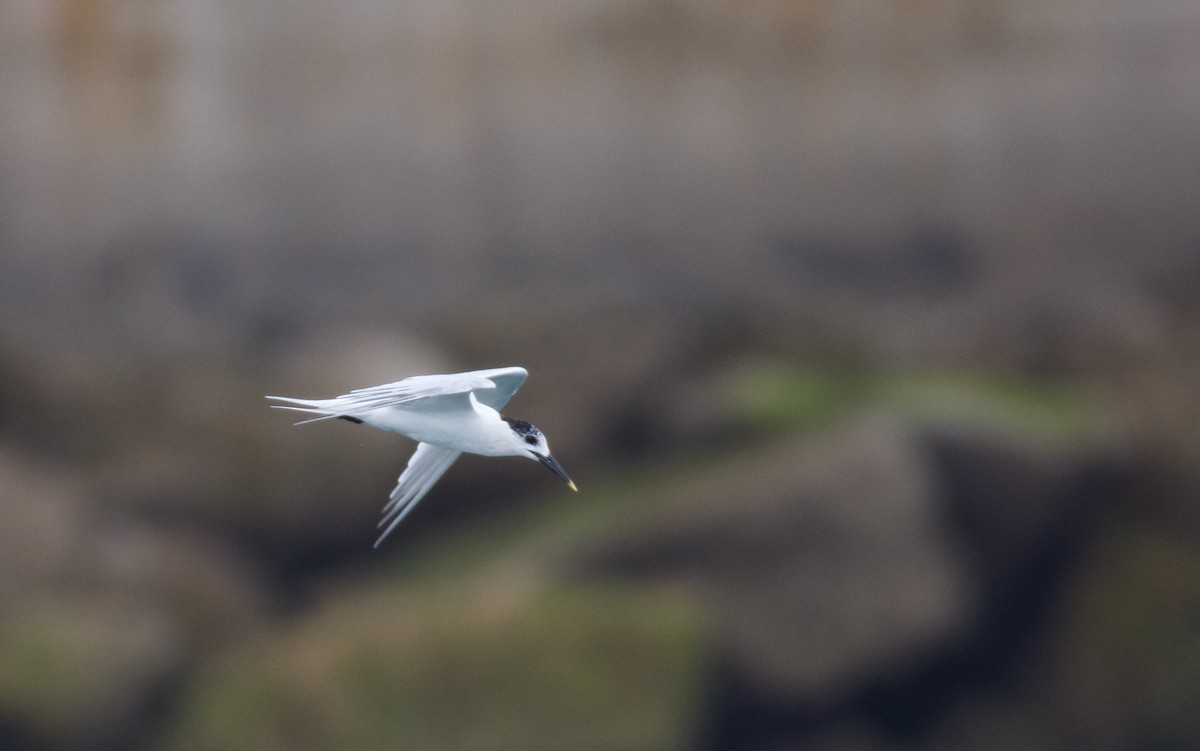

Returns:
537,453,577,491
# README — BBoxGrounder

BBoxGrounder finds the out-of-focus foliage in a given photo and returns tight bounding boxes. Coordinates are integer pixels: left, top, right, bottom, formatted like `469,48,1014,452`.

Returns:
165,587,706,751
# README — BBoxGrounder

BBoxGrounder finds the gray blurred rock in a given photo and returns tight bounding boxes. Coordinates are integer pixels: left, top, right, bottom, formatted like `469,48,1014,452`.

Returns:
0,446,270,749
0,448,88,615
566,409,1126,727
569,416,974,702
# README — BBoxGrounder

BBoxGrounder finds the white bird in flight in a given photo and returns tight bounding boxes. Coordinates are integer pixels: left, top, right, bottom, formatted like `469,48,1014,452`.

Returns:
267,366,576,547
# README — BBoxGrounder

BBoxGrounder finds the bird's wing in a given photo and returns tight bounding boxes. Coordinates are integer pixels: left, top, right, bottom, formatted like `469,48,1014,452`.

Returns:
458,366,528,410
375,442,461,547
267,367,528,422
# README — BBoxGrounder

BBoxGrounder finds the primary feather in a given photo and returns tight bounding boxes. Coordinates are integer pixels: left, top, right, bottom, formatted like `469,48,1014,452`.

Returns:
375,442,461,547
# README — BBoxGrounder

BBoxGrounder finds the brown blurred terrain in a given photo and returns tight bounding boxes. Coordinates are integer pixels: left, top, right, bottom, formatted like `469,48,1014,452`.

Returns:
1,1,1199,749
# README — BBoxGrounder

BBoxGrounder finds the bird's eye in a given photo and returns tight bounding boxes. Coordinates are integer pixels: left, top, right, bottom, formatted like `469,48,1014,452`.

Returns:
525,435,538,446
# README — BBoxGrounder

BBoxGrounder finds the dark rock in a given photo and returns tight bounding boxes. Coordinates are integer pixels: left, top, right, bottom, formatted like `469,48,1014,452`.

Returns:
571,417,973,702
565,412,1130,748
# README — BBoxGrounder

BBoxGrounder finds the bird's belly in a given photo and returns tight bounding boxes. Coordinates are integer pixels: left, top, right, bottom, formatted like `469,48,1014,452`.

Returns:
365,408,481,450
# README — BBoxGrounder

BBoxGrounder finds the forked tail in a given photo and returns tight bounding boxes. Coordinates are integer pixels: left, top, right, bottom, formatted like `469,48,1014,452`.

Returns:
265,395,354,424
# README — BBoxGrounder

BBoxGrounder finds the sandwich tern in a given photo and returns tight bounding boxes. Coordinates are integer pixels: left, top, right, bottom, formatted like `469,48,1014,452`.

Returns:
267,366,576,547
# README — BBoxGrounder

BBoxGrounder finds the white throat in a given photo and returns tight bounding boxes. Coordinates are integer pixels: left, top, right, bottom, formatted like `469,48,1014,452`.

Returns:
466,394,528,457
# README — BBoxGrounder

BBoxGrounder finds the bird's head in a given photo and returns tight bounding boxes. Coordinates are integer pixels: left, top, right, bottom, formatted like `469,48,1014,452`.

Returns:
502,417,577,491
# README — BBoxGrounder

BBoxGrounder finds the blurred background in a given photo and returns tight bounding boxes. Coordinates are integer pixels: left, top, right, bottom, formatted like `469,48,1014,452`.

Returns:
2,0,1199,749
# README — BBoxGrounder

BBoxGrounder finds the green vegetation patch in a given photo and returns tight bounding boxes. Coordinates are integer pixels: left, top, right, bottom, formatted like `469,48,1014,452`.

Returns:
0,595,179,743
165,587,708,751
728,361,1103,442
729,362,871,431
